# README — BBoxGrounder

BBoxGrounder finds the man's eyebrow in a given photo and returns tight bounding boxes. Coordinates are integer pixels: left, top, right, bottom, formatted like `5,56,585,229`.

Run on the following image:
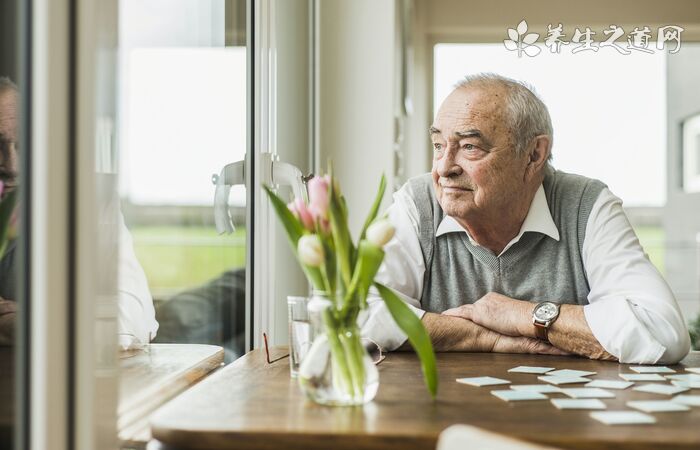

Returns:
454,129,482,139
429,126,440,135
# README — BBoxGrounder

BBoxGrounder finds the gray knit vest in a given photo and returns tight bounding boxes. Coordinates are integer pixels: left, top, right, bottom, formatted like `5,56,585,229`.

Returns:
404,167,606,312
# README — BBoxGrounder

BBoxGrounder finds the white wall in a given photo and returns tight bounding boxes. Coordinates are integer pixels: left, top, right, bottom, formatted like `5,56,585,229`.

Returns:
317,0,397,238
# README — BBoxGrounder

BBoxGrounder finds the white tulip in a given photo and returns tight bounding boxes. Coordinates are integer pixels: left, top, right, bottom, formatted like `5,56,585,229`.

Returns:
366,219,395,247
298,234,325,267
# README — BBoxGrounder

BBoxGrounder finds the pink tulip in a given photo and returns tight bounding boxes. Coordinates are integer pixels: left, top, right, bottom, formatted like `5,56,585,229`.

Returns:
308,175,330,221
288,198,314,231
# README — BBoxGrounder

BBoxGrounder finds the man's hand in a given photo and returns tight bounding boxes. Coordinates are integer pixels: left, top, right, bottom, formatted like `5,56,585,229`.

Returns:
491,333,568,356
418,312,567,355
442,293,617,361
443,292,533,337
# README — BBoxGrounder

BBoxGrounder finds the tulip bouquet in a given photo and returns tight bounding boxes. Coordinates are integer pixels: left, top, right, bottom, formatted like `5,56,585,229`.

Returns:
0,180,17,258
263,170,437,402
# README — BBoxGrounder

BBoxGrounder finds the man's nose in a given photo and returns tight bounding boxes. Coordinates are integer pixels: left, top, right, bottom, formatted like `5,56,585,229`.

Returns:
435,147,462,178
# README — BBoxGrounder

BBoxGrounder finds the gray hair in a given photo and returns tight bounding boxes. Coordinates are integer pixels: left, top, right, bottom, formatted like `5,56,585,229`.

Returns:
0,77,18,94
455,73,553,159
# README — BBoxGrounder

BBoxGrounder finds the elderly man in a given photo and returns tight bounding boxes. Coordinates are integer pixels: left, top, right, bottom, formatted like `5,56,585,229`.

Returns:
0,76,158,347
363,73,689,364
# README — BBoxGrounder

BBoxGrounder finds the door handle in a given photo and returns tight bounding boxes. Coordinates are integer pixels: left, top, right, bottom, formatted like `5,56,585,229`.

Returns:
212,159,246,234
212,153,310,234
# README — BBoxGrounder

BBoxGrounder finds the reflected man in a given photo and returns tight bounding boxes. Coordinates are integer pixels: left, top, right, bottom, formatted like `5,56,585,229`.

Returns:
0,76,158,347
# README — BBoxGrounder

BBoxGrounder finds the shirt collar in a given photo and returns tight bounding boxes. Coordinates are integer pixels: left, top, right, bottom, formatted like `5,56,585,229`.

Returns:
435,184,560,255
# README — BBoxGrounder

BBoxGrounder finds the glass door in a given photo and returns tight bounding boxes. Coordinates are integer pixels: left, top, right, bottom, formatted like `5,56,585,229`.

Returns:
117,0,250,362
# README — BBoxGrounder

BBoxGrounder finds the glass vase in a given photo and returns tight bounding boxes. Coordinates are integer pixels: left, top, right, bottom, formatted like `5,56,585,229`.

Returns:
297,295,379,406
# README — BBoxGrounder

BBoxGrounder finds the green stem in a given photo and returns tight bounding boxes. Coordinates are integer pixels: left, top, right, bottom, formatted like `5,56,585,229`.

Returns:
338,328,364,398
323,309,356,398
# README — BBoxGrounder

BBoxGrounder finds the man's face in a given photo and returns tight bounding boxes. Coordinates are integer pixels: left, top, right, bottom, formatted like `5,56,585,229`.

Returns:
430,86,530,222
0,89,18,185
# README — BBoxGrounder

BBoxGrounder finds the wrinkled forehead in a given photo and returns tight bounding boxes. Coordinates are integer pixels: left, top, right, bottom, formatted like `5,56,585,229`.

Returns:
434,85,511,136
0,90,18,141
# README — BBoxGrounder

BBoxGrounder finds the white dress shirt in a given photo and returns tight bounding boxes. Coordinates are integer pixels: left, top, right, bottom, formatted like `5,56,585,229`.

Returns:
118,212,159,349
361,183,690,364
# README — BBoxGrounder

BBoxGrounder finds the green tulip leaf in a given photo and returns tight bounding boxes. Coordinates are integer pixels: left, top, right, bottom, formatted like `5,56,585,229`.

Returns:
327,168,354,287
262,185,325,290
374,282,438,398
358,174,386,242
345,241,384,310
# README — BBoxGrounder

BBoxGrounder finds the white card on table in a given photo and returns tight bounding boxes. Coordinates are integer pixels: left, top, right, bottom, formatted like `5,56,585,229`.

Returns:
630,366,676,374
685,368,700,374
560,388,615,399
633,384,689,396
590,411,656,425
671,395,700,406
538,375,591,385
627,400,690,412
508,366,555,374
585,379,634,390
511,384,563,393
456,376,510,387
547,369,596,377
671,379,700,389
551,398,606,410
665,374,700,382
491,390,547,402
619,373,666,382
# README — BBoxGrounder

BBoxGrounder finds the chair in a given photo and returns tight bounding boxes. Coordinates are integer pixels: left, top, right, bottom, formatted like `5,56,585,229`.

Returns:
437,424,561,450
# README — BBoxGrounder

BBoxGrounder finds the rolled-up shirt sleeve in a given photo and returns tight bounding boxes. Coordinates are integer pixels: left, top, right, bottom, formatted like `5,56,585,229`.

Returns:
582,188,690,364
359,189,427,350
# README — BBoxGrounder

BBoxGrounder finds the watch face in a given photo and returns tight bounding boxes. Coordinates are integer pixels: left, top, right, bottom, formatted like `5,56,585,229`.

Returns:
534,302,559,321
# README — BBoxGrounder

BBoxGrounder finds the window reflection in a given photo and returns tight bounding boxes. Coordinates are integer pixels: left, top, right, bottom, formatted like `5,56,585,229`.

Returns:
0,1,21,445
118,0,247,362
0,77,19,348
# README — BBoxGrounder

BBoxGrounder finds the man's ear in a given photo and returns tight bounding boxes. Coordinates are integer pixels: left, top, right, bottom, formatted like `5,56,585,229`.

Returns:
525,135,551,180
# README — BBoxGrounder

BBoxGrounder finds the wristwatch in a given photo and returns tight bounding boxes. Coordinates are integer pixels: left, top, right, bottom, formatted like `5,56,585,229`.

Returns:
532,302,560,342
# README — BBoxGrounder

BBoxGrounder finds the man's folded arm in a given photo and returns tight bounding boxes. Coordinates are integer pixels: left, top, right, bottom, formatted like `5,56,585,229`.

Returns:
581,188,690,364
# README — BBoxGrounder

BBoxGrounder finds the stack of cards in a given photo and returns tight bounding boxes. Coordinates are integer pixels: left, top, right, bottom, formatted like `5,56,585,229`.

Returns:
552,398,606,410
560,388,615,399
508,366,554,374
671,395,700,406
627,401,690,413
456,376,510,387
630,366,676,374
491,390,547,402
585,379,634,390
538,375,591,385
619,373,666,382
590,411,656,425
633,384,689,396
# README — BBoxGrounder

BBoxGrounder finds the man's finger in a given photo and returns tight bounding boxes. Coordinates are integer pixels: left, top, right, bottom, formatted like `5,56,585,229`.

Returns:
443,305,473,319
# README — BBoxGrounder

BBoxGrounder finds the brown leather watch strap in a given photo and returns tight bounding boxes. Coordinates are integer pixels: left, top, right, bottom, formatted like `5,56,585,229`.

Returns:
534,322,548,341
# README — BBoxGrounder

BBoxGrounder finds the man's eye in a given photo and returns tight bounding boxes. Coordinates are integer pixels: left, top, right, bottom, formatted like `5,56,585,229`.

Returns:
462,143,476,151
433,143,443,151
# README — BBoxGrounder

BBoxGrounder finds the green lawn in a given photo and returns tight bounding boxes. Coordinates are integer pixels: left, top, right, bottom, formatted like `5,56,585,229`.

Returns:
131,226,246,298
634,226,665,275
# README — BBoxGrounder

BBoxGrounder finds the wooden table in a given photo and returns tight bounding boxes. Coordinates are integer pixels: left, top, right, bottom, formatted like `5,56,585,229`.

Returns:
150,349,700,450
118,344,224,447
1,344,223,450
